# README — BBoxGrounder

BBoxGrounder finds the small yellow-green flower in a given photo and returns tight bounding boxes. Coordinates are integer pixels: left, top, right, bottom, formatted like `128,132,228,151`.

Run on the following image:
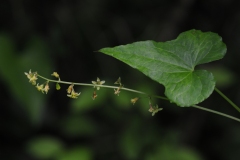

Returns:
36,83,50,94
67,84,74,94
44,83,50,94
114,77,121,85
92,77,105,90
36,83,44,93
66,84,80,98
114,85,123,96
131,97,139,105
67,89,81,99
114,88,120,96
148,104,163,116
24,70,38,85
51,72,60,80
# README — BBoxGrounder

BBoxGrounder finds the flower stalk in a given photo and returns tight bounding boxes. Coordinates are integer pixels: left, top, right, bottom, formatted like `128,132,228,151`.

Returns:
25,70,240,121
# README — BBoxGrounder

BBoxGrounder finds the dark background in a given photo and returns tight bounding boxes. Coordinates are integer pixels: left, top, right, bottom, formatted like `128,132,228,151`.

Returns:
1,0,240,159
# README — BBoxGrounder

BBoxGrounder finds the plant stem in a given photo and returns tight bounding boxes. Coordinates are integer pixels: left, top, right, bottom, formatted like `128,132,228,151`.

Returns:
192,105,240,122
37,74,240,122
37,74,168,100
214,87,240,113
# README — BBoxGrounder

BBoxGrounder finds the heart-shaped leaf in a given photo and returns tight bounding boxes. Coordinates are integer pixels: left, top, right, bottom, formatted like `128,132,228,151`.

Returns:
99,30,226,107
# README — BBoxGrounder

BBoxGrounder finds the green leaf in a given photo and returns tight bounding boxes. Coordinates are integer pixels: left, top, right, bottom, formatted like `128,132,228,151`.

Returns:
99,30,226,106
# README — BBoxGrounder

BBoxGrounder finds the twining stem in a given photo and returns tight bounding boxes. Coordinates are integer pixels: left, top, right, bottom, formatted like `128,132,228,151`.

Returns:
192,105,240,122
214,87,240,113
38,74,240,122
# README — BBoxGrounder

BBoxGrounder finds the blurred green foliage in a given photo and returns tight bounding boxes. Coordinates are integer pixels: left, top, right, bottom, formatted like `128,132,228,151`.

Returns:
0,34,52,123
27,136,64,159
1,0,240,160
27,136,93,160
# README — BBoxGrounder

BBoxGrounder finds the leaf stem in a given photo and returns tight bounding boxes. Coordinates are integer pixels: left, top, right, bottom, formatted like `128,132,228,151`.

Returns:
214,87,240,113
192,105,240,122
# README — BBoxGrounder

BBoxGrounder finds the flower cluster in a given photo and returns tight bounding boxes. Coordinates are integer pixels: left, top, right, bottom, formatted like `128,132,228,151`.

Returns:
25,70,51,94
24,70,38,85
25,70,163,116
36,83,50,94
